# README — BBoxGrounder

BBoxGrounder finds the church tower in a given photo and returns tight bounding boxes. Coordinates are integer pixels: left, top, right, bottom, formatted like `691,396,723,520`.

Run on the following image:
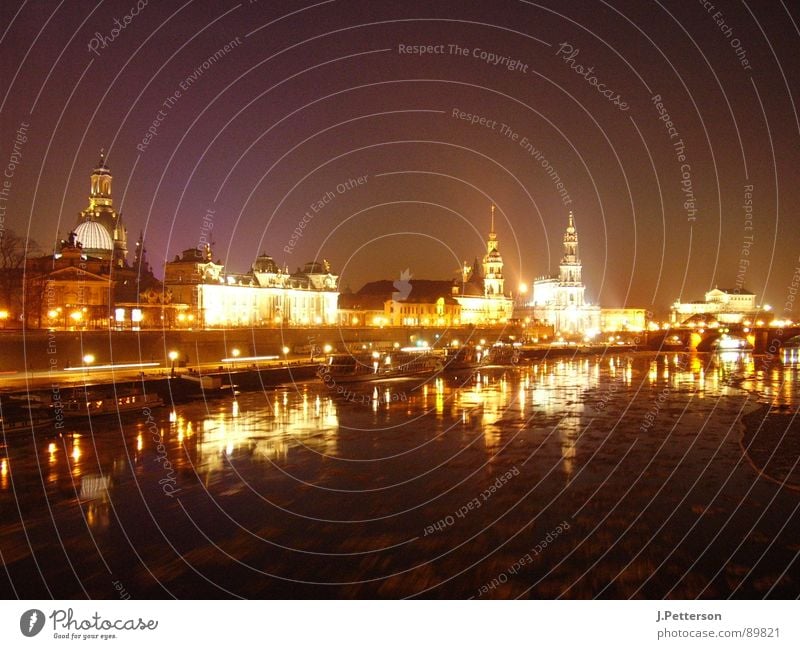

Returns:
78,150,128,267
482,205,505,297
557,211,585,306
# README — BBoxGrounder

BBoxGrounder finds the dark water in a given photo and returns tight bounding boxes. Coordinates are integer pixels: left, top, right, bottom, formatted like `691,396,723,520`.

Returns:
1,351,799,599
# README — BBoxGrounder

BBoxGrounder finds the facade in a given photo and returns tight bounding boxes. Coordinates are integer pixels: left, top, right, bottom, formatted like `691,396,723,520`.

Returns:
386,295,460,327
670,288,759,324
24,233,114,329
164,248,339,327
599,308,648,332
530,213,600,334
346,280,461,327
337,292,388,327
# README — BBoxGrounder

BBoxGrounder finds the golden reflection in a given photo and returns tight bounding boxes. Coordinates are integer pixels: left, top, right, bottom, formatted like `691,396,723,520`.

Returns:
71,435,81,463
0,458,8,490
48,442,57,464
559,406,583,480
194,391,340,475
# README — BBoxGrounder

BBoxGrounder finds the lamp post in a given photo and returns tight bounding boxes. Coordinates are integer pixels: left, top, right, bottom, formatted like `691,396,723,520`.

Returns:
82,354,95,373
168,350,178,377
231,348,240,369
281,346,290,365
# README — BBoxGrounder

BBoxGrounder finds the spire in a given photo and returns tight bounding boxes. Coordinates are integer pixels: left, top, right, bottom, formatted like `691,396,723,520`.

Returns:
95,148,110,173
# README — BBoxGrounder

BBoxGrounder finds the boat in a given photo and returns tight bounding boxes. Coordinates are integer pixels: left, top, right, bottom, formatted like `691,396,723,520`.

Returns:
55,387,164,420
711,333,753,352
482,344,523,367
441,345,487,372
318,350,443,384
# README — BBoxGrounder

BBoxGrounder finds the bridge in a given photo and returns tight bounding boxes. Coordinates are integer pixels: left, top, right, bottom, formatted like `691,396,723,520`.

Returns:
641,326,800,354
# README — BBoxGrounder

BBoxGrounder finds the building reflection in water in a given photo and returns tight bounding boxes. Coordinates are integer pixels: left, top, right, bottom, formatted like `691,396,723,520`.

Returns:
5,352,796,504
0,457,8,490
192,387,339,477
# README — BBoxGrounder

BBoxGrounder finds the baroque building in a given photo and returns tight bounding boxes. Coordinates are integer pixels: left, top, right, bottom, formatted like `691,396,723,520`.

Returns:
530,212,600,334
452,206,514,324
24,153,160,329
163,246,339,327
670,287,760,325
75,150,128,267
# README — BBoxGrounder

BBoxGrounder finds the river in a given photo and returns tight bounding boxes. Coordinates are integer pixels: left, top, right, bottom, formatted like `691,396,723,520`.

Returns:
1,351,798,598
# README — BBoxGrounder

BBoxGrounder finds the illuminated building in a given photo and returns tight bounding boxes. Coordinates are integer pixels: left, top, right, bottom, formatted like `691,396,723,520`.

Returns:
75,150,128,267
346,209,512,327
164,248,339,327
670,287,760,325
530,212,601,334
599,308,648,332
24,154,161,329
451,206,514,324
24,232,113,329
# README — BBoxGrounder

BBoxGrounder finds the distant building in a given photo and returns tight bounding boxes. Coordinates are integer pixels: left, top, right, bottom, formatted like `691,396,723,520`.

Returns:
452,206,514,324
337,290,389,327
24,233,115,328
24,154,160,329
670,287,759,325
75,150,128,267
600,308,648,332
350,279,461,327
163,247,339,327
530,212,600,334
344,209,513,327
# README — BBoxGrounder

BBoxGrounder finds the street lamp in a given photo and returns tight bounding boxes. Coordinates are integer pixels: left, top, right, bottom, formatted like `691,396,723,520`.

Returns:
82,354,95,371
168,350,178,376
281,346,290,364
231,348,240,368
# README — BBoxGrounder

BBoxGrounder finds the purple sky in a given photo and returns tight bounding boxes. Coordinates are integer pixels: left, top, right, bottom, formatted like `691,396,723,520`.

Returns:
2,0,799,313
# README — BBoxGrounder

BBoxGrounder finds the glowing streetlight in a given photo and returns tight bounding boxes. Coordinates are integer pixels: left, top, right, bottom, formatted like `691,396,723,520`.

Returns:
231,348,240,368
518,282,528,294
168,350,178,376
323,344,332,354
82,354,95,369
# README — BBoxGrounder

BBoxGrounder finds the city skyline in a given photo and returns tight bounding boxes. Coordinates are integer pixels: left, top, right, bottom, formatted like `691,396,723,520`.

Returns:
2,0,800,617
1,1,798,313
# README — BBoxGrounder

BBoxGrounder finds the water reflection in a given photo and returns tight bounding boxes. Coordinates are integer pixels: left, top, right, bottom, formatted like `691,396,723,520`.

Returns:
2,352,798,497
0,351,798,598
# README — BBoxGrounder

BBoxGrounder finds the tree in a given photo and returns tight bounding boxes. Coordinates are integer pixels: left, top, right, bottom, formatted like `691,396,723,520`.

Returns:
0,228,40,324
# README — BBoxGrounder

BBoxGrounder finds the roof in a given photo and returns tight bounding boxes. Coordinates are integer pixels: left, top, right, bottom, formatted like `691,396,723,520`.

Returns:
711,288,754,295
357,278,473,302
74,221,113,251
338,293,387,310
253,254,280,273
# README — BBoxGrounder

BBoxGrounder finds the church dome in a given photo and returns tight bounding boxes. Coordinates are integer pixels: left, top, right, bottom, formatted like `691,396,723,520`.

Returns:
74,220,113,253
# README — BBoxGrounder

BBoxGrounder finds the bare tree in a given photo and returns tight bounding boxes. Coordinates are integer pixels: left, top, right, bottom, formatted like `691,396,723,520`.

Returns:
0,228,40,324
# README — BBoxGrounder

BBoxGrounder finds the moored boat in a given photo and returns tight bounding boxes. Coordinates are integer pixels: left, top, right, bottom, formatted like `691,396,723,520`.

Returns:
318,350,443,384
55,387,164,421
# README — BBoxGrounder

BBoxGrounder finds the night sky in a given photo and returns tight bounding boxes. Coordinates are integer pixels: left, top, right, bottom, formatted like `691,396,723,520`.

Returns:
2,0,798,313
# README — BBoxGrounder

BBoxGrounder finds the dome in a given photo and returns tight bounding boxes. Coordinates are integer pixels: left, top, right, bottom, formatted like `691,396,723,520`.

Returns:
74,220,113,252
